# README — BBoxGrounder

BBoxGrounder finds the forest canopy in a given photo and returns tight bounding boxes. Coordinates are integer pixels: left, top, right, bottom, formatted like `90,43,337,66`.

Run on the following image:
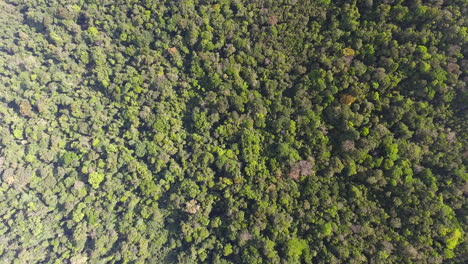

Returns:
0,0,467,263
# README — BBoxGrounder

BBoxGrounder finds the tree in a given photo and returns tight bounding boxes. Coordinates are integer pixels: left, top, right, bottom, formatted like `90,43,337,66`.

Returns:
88,172,104,189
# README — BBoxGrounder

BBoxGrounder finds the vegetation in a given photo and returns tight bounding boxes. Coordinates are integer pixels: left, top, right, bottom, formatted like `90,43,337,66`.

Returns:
0,0,467,263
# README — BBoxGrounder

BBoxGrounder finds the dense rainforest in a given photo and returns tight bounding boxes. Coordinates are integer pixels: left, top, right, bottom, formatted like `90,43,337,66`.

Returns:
0,0,467,263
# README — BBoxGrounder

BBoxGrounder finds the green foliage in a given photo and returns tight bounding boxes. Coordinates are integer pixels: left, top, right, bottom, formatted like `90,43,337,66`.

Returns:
286,238,308,259
88,172,104,189
445,228,463,250
87,27,99,39
223,243,233,256
13,127,23,139
322,222,333,236
0,0,465,263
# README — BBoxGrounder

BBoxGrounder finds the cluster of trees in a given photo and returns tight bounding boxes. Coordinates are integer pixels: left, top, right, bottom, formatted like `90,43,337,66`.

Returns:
0,0,466,263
